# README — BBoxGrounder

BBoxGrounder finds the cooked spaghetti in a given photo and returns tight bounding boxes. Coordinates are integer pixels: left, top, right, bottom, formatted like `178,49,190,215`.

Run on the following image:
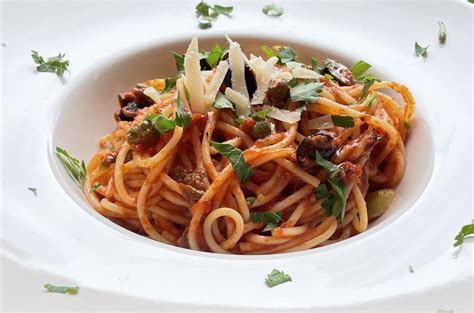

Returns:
84,37,415,254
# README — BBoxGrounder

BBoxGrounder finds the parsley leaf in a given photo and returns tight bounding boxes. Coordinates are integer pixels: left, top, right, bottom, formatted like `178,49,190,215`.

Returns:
262,3,284,16
31,50,70,77
261,45,278,59
250,212,281,224
213,4,233,15
56,147,86,187
250,212,282,231
89,183,100,194
278,46,297,63
161,77,177,94
414,42,429,57
351,60,372,80
331,115,355,128
150,114,177,134
314,184,329,199
246,196,257,205
250,108,271,121
310,57,318,72
195,1,233,29
362,93,376,109
44,284,79,295
28,187,37,196
315,151,348,221
206,43,223,68
265,269,292,287
175,95,192,128
438,21,447,44
213,92,235,111
209,140,255,182
408,265,414,273
403,121,411,129
358,76,376,100
172,52,185,73
453,222,474,247
290,81,324,103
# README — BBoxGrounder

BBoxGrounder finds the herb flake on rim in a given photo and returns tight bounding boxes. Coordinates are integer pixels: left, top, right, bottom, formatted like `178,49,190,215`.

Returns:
265,269,292,287
262,3,284,17
44,284,79,295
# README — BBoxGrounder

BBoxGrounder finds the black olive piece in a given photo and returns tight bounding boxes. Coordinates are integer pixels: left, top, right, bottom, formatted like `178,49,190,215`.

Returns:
323,59,355,86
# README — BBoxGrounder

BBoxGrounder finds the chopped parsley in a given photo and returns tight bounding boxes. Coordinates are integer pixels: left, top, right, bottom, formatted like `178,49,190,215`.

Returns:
314,184,329,199
290,81,324,103
250,212,282,232
172,52,185,74
160,77,177,94
246,197,257,205
195,1,233,29
206,43,224,68
351,60,372,80
31,50,70,77
408,265,414,273
261,45,297,64
44,284,79,295
403,121,411,129
55,147,86,187
414,42,429,57
28,187,37,196
145,95,191,133
438,21,447,44
89,183,100,194
453,222,474,247
331,115,355,128
250,108,271,121
315,151,348,222
262,3,284,17
362,93,376,109
208,140,255,182
358,75,376,100
265,269,292,287
213,92,235,111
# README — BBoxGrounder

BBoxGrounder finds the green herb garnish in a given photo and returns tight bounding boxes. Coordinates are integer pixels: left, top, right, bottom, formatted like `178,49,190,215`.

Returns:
315,151,348,221
250,108,271,121
261,45,278,59
195,1,233,29
56,147,86,187
454,222,474,247
362,93,376,109
358,76,376,100
314,184,329,199
31,50,69,77
175,95,192,128
438,21,447,44
351,60,372,80
246,197,257,205
206,43,224,68
331,115,355,128
28,187,37,196
89,183,100,194
262,3,284,16
213,92,235,111
209,140,255,182
403,121,411,129
147,114,177,134
250,212,282,232
265,269,292,287
278,46,297,63
290,81,324,103
44,284,79,295
414,42,429,57
409,265,414,273
161,77,177,94
172,52,185,73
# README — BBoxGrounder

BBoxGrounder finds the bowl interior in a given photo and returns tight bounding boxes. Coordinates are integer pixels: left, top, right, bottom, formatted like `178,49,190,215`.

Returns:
50,34,434,257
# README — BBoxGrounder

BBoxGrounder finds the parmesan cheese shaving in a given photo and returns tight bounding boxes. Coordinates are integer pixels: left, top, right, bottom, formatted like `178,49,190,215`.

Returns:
229,42,249,100
143,87,161,104
204,61,229,106
184,37,205,113
308,114,334,129
225,88,250,117
292,67,320,79
263,105,301,124
250,56,278,105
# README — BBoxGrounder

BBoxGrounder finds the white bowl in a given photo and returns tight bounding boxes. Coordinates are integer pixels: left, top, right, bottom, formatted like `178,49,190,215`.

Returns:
50,34,435,258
